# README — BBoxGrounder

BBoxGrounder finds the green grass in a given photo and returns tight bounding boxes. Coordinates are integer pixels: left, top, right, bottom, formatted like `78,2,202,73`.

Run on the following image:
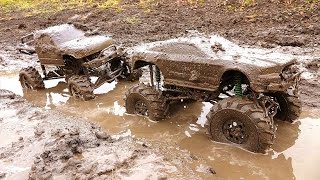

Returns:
0,0,123,18
306,0,319,3
241,0,255,7
98,0,121,9
0,0,318,19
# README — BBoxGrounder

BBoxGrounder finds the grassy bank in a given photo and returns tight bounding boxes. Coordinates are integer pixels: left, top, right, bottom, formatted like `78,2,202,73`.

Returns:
0,0,122,16
0,0,318,19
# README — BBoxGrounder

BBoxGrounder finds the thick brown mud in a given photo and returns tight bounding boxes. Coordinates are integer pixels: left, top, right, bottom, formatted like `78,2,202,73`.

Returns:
0,88,206,179
1,1,319,178
1,0,319,49
1,70,320,179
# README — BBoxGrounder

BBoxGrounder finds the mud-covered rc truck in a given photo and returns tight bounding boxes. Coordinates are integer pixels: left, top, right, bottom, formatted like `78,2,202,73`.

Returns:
124,37,302,153
18,24,141,100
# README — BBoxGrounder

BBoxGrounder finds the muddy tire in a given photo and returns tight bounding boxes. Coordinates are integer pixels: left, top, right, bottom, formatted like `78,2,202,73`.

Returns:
269,92,302,122
125,84,168,121
68,75,95,101
206,97,275,153
19,67,45,89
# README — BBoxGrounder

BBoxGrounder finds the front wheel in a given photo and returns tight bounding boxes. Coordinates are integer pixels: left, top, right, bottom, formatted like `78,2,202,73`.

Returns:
124,84,168,121
68,75,95,101
206,97,275,153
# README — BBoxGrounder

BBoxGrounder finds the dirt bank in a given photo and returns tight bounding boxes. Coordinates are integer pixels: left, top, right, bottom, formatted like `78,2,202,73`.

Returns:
0,90,214,179
0,0,319,48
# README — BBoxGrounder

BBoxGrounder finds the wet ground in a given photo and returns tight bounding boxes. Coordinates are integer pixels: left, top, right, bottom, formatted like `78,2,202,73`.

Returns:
0,89,204,179
1,68,320,179
1,1,319,49
1,1,319,178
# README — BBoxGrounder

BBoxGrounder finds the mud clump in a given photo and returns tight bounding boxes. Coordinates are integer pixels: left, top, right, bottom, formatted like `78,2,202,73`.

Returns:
29,126,115,179
0,89,15,99
269,35,306,47
18,23,27,29
0,172,6,179
196,164,216,175
306,59,320,71
0,91,205,179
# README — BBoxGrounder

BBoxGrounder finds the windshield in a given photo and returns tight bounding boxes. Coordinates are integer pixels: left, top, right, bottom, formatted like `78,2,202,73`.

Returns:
36,24,85,45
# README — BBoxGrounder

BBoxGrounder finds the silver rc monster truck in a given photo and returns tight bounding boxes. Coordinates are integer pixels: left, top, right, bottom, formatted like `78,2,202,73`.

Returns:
18,23,141,100
124,36,302,153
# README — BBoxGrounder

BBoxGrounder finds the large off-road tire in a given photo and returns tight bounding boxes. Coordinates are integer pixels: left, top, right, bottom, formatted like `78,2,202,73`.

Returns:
68,75,95,101
19,67,45,89
125,84,168,121
269,92,302,122
206,97,275,153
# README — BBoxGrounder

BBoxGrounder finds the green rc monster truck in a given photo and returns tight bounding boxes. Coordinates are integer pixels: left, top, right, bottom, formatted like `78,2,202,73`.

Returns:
18,23,141,100
124,36,302,153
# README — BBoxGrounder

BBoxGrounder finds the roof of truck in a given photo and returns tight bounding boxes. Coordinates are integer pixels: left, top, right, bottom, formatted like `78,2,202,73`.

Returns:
33,24,114,59
132,34,299,67
34,24,85,45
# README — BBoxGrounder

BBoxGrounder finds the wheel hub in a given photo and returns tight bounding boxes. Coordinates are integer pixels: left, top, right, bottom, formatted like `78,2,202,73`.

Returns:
222,119,248,144
134,100,148,116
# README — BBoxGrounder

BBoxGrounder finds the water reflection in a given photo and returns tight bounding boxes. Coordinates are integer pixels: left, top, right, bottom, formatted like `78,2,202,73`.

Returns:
272,120,300,152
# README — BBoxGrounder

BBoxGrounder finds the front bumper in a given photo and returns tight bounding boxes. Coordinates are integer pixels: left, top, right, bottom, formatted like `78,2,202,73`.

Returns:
251,71,301,93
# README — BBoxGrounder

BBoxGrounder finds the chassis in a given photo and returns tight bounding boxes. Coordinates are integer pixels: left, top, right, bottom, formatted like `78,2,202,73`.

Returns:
124,37,302,153
18,24,141,100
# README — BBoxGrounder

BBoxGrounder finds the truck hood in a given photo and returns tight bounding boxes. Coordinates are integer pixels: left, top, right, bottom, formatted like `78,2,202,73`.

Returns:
59,35,113,59
132,35,299,68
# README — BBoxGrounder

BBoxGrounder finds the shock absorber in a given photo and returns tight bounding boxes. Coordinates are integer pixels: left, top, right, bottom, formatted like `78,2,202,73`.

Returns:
149,65,154,87
155,66,161,89
234,72,242,97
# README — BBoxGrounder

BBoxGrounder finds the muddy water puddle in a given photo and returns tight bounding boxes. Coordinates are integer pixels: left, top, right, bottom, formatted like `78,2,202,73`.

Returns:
1,71,320,179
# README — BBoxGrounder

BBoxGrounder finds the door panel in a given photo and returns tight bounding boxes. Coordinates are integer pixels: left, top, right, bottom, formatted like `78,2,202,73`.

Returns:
158,55,221,91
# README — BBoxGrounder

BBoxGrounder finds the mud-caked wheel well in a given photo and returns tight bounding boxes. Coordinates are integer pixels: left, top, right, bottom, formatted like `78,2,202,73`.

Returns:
63,55,85,76
133,60,152,69
63,55,77,66
219,70,250,90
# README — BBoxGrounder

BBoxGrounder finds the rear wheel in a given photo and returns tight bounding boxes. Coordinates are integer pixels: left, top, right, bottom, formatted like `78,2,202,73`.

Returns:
268,92,302,122
19,67,45,89
68,75,95,101
125,84,168,121
206,97,275,153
